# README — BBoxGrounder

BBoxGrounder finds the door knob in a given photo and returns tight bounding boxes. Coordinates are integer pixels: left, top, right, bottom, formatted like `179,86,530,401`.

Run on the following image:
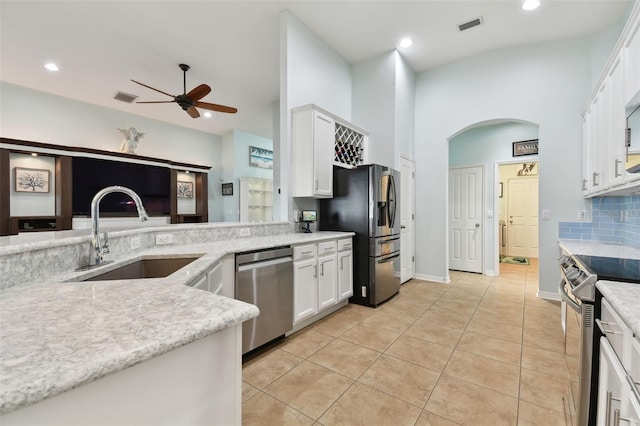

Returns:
475,223,480,228
401,225,406,229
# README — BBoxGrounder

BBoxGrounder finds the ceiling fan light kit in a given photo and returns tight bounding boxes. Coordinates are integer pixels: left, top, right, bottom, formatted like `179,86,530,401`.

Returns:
132,63,237,119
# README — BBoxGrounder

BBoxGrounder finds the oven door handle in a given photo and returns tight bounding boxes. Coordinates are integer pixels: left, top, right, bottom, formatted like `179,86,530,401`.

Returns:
558,279,581,312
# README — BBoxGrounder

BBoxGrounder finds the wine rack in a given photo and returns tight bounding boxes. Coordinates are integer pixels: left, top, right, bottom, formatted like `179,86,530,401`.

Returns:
334,123,365,168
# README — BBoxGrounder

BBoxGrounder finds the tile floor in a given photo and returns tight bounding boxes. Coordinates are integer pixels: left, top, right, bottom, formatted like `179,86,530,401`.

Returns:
242,259,572,425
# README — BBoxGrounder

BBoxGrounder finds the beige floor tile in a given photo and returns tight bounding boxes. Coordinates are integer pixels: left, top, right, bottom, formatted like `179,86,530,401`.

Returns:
362,307,419,333
517,400,566,426
421,305,471,330
440,287,484,303
242,392,314,426
243,348,304,389
524,305,562,326
457,331,522,366
384,296,430,317
242,381,260,402
385,335,454,372
443,349,520,397
522,325,565,353
310,309,361,337
478,298,524,316
426,375,518,426
415,410,461,426
483,290,525,305
521,344,569,379
431,298,479,316
264,360,353,420
358,354,440,408
410,280,450,294
339,303,377,321
519,368,570,413
308,338,380,379
318,381,422,426
466,311,523,343
475,303,524,328
339,323,401,352
405,318,463,347
280,329,334,359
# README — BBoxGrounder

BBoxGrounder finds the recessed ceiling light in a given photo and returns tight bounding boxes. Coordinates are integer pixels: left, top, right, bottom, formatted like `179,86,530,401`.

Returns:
31,153,38,157
399,37,413,48
522,0,540,11
44,62,59,72
203,112,212,118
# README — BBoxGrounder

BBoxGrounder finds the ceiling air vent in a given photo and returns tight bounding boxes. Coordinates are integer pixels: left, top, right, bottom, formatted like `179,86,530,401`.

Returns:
458,17,483,32
113,91,138,103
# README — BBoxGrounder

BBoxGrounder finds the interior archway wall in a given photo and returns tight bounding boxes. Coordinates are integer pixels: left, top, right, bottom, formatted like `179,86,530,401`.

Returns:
449,120,539,276
414,36,597,296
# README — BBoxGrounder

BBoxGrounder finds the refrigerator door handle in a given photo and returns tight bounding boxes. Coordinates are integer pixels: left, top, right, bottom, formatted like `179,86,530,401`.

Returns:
388,175,397,229
378,237,400,244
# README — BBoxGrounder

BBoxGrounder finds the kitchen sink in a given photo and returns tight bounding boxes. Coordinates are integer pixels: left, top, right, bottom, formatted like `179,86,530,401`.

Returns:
82,256,201,281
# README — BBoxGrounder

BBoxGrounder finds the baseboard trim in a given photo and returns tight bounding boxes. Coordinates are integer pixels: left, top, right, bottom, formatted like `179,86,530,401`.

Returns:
537,290,561,301
414,273,451,284
485,269,497,277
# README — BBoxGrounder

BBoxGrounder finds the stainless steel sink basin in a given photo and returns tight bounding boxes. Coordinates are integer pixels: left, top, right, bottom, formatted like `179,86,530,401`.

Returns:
82,257,201,281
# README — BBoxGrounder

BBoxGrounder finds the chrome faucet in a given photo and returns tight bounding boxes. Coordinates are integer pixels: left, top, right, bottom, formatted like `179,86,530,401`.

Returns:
89,186,149,266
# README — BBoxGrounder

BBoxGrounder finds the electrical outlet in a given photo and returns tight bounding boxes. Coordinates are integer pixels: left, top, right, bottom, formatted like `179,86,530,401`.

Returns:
542,210,551,220
239,227,250,237
155,233,173,245
130,236,141,250
577,210,586,220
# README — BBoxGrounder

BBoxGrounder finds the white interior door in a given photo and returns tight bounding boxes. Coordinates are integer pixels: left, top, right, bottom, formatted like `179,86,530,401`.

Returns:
506,177,538,258
399,156,414,283
449,166,483,273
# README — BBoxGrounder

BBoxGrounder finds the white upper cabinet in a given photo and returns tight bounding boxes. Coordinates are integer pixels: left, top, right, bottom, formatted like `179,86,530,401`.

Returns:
292,105,368,199
292,107,335,198
582,3,640,197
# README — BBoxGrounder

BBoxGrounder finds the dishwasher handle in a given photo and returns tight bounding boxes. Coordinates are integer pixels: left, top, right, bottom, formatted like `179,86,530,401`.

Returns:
237,256,293,272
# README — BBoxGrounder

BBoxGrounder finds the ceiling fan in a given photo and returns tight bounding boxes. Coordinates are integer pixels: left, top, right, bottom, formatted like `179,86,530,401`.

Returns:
131,64,237,119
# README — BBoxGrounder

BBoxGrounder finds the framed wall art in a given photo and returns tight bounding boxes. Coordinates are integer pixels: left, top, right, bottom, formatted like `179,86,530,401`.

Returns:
177,181,194,198
221,182,233,196
512,139,539,157
14,167,50,193
249,146,273,169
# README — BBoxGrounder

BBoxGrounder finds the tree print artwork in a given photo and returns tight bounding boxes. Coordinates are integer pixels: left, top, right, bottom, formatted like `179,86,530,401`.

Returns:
15,168,50,193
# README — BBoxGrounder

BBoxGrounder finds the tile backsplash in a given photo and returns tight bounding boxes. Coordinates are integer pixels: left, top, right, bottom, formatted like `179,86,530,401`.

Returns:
559,195,640,248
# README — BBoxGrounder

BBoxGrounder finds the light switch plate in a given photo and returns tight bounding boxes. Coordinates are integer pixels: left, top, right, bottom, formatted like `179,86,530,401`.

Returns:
130,236,141,250
239,227,251,237
577,210,587,220
156,233,173,245
542,210,550,220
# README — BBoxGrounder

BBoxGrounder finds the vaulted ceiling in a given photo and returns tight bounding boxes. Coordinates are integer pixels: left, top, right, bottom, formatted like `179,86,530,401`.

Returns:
0,1,631,139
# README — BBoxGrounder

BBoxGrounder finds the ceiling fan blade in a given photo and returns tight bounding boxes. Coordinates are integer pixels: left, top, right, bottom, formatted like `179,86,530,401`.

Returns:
131,79,175,98
136,100,176,104
194,101,238,114
186,84,211,102
186,106,200,118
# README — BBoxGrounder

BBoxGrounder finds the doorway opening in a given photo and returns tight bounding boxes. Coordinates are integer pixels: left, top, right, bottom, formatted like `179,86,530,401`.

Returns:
497,161,539,273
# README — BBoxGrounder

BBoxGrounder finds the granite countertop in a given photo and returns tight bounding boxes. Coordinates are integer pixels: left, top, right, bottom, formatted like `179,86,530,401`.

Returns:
0,231,353,415
559,239,640,260
596,281,640,336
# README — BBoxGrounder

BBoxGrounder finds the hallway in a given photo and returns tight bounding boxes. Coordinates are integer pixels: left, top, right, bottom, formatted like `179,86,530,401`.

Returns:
242,260,571,425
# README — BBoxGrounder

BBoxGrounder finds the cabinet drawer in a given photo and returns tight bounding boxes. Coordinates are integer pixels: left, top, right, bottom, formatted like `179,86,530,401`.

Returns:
318,241,337,256
294,244,317,261
337,238,352,252
599,298,631,364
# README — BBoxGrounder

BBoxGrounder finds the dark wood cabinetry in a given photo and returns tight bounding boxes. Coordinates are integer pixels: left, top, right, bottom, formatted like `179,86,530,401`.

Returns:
0,138,211,236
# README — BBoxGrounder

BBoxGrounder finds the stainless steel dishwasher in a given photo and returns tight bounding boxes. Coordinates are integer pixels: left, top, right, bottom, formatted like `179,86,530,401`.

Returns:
235,246,293,354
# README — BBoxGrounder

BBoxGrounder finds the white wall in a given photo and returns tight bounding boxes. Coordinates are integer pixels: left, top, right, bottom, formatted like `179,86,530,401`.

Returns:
415,37,593,294
394,52,416,163
9,153,56,216
352,52,396,168
279,11,353,220
449,121,539,275
1,82,224,221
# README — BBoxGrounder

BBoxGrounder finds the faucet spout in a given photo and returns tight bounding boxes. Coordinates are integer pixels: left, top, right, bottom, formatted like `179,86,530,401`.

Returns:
89,185,149,266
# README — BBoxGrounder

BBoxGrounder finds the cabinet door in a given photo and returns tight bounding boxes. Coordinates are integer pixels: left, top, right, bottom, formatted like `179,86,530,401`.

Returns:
607,53,627,188
597,337,627,426
623,22,640,107
317,254,337,310
313,111,334,197
583,108,594,195
293,258,318,323
338,250,353,301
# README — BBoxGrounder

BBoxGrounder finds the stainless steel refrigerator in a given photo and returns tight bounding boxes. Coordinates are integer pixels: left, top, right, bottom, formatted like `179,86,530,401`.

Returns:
319,164,400,307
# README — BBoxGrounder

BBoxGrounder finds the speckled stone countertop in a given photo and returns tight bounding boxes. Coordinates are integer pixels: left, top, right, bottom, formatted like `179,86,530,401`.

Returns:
0,231,353,415
596,281,640,336
559,239,640,260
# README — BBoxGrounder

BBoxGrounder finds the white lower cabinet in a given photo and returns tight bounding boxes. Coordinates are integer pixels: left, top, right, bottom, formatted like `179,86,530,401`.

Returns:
190,254,234,298
597,338,627,426
293,238,352,325
337,238,353,301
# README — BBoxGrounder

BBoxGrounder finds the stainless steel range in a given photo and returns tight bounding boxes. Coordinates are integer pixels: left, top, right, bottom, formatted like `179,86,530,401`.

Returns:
559,248,640,426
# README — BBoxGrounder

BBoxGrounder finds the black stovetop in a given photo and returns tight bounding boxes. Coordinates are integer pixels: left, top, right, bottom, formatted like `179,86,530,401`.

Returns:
576,255,640,284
